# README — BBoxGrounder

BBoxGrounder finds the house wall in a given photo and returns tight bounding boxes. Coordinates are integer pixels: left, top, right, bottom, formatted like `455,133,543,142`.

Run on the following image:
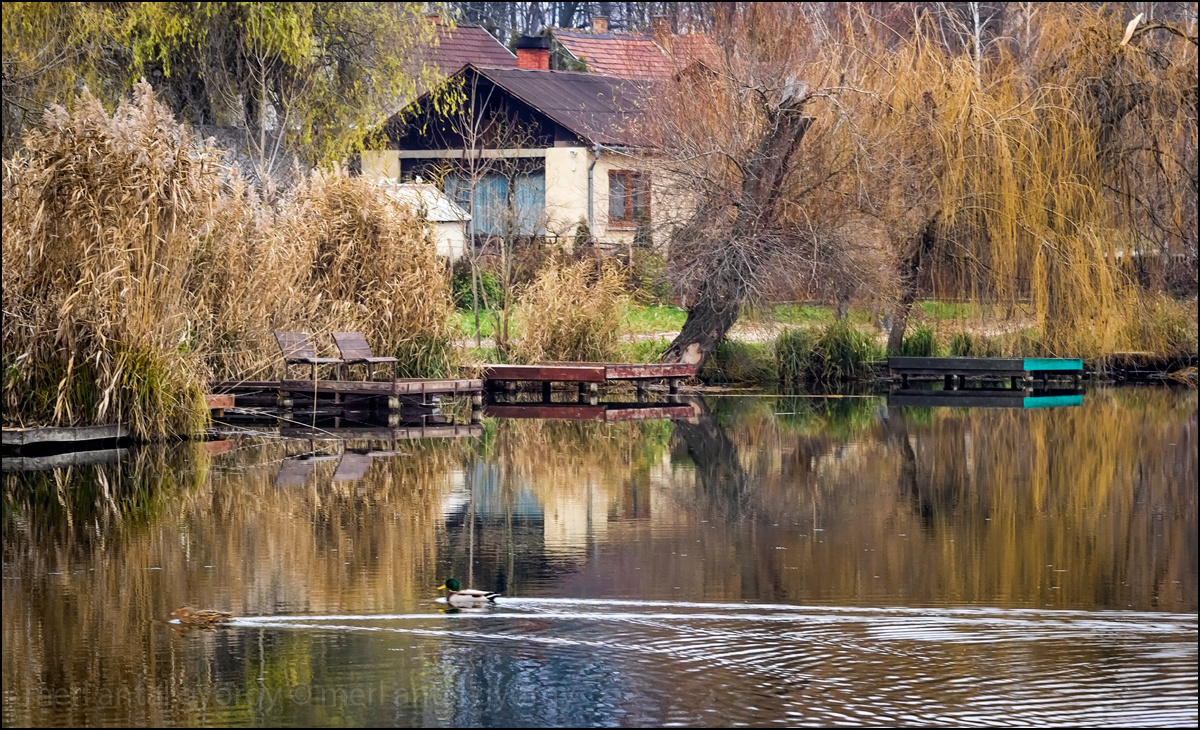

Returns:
363,150,401,182
434,221,467,261
543,147,590,240
544,147,682,250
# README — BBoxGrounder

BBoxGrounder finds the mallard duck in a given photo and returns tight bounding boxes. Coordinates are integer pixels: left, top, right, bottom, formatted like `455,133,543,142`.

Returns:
171,605,233,625
437,578,500,606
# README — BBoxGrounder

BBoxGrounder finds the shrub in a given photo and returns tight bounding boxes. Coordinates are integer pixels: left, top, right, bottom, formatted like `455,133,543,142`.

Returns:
510,259,628,363
901,324,941,357
700,341,778,384
810,320,884,383
776,327,816,386
450,259,504,310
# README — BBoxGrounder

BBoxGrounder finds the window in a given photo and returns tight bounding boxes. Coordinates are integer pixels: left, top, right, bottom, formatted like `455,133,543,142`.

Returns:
443,170,546,239
608,171,650,228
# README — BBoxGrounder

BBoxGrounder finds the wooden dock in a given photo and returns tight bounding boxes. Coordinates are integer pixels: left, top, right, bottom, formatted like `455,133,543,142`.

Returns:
482,361,697,399
888,357,1083,388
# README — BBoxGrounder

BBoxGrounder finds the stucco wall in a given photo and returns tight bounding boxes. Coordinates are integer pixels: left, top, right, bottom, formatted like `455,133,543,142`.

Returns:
434,221,467,261
543,147,590,241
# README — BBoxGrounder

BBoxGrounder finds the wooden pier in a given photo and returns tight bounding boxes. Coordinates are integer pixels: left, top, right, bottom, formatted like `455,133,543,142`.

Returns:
482,362,697,400
2,423,129,454
888,357,1083,389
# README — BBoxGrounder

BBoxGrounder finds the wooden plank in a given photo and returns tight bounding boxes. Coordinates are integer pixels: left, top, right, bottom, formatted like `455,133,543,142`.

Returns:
2,423,128,448
482,364,607,382
889,357,1026,372
1023,358,1083,372
2,447,129,472
280,379,483,395
605,363,698,380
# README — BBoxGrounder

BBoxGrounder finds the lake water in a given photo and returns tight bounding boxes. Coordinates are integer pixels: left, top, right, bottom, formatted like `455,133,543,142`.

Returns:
3,386,1196,727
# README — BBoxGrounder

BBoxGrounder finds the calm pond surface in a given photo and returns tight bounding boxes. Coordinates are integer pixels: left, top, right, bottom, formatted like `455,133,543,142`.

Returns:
3,386,1196,727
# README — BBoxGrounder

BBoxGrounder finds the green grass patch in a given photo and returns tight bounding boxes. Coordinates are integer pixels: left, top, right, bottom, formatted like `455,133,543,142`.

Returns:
900,324,942,357
614,338,672,364
919,300,978,320
621,304,688,334
700,340,778,384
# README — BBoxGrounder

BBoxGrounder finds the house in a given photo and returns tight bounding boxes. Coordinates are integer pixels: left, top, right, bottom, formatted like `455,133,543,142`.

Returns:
363,40,667,252
378,182,471,261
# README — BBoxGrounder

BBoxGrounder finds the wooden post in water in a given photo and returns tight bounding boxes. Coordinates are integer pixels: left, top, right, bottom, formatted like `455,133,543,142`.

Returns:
669,378,680,395
542,380,553,402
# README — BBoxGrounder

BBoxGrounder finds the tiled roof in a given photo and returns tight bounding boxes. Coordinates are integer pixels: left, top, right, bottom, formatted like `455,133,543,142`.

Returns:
552,28,719,79
421,23,516,74
472,66,650,146
552,29,672,79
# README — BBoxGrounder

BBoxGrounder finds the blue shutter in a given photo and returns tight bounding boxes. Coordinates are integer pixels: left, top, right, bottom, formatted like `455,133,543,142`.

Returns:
514,172,546,236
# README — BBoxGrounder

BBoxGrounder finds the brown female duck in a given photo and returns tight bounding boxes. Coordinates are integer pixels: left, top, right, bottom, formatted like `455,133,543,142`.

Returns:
171,605,233,625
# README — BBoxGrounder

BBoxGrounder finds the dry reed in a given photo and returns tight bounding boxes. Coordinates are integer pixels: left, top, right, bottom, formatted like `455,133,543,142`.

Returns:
3,82,456,438
509,259,628,364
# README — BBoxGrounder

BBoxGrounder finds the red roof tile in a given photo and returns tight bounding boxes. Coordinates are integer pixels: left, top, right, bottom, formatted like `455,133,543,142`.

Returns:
553,30,672,80
420,23,516,74
552,28,721,79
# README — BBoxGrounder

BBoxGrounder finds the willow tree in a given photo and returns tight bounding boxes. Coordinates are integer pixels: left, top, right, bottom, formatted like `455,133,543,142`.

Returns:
2,3,443,186
649,4,848,366
912,4,1197,355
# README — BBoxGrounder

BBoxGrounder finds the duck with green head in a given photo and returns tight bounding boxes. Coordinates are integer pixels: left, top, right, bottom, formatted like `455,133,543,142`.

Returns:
437,578,500,606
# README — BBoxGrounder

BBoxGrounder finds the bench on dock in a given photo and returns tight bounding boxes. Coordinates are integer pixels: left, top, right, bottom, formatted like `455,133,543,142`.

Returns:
275,332,342,381
888,357,1083,388
332,332,397,381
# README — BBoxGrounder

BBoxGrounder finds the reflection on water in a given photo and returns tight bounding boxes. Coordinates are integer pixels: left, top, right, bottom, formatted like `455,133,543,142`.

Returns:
3,387,1196,727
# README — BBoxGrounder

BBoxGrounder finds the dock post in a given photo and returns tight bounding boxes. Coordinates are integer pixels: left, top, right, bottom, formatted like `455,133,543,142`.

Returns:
636,382,648,402
902,373,909,387
944,374,957,390
578,382,587,403
669,378,680,395
542,380,553,402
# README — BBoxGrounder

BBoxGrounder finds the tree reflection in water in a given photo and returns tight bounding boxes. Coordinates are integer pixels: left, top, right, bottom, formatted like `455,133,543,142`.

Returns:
2,386,1195,726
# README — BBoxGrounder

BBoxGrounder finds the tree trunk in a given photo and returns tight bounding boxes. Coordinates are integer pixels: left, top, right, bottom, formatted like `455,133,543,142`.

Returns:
887,218,937,354
661,110,813,367
660,285,741,365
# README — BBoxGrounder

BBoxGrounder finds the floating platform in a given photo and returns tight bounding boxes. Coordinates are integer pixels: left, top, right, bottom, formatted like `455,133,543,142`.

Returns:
888,357,1083,388
888,388,1084,409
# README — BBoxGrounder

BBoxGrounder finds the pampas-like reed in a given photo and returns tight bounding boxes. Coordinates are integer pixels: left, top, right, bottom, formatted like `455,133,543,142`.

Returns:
2,84,218,439
3,82,456,438
510,259,628,364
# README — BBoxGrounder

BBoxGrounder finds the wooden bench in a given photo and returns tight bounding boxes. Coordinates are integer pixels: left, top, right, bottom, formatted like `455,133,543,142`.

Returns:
275,332,343,381
332,332,398,381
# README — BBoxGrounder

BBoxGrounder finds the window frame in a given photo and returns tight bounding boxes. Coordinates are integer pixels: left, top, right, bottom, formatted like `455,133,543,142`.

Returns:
607,170,650,229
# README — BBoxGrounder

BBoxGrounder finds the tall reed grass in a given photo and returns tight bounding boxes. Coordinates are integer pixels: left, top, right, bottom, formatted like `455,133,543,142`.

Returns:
509,259,628,363
776,321,883,385
3,83,455,438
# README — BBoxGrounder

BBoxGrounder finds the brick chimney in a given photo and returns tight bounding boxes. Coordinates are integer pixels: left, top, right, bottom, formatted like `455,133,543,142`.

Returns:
592,15,609,33
426,13,442,25
515,36,550,70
